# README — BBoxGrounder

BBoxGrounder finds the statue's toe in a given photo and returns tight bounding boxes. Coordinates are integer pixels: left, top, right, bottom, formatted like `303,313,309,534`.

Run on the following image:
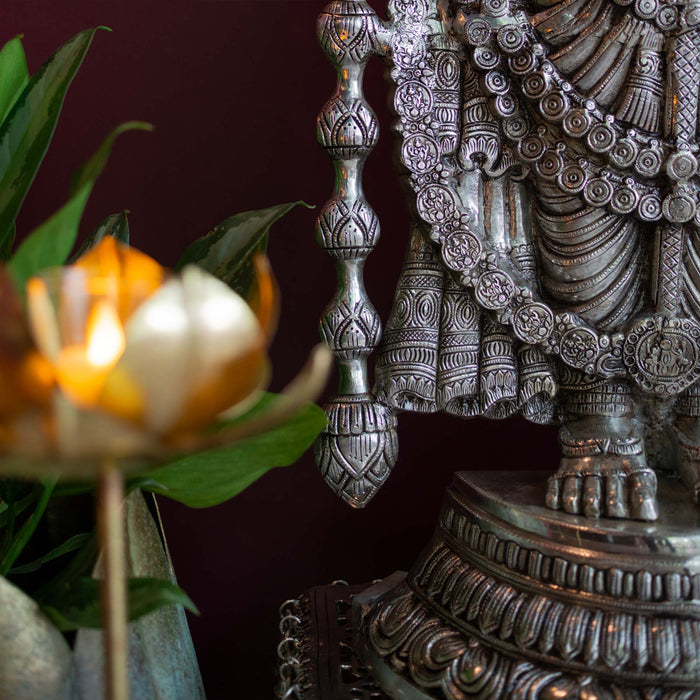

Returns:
627,468,658,521
582,475,603,518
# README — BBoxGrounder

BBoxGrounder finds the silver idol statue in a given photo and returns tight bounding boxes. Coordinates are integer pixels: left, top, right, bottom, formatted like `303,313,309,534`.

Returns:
292,0,700,696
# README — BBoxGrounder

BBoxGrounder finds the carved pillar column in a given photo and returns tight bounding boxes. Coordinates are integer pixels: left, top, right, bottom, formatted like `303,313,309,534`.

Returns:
314,1,398,507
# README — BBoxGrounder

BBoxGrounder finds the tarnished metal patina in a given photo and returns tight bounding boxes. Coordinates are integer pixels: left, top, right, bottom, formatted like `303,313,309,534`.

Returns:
307,0,700,695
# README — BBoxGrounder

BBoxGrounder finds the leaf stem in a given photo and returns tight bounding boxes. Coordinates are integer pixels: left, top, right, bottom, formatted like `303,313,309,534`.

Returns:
0,488,42,527
0,500,16,563
97,457,129,700
0,479,55,575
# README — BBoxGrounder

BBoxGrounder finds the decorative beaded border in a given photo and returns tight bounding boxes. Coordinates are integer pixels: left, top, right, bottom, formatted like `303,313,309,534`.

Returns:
440,500,700,605
388,0,700,394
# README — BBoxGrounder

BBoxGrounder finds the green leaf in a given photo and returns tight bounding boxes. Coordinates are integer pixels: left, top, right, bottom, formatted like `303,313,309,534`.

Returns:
0,478,31,505
9,532,91,575
0,488,39,528
176,201,310,298
138,394,326,508
8,121,151,292
8,183,91,291
69,210,130,262
69,121,152,196
0,27,106,256
0,478,56,575
0,36,29,126
0,222,15,262
33,532,98,604
0,482,41,564
42,577,198,631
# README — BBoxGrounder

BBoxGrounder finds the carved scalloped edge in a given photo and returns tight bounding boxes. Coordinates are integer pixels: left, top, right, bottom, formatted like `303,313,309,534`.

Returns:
364,578,698,698
440,502,700,604
405,540,700,680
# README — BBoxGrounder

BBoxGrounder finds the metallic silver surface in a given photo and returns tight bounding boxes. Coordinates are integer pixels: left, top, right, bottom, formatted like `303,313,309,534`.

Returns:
309,0,700,695
315,1,399,508
275,584,388,699
314,0,700,521
357,472,700,698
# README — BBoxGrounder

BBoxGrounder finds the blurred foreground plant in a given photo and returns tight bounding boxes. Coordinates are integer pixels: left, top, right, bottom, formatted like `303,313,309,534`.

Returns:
0,27,327,700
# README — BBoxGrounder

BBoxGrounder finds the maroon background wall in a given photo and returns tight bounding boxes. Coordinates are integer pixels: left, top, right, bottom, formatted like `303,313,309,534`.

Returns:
0,2,556,697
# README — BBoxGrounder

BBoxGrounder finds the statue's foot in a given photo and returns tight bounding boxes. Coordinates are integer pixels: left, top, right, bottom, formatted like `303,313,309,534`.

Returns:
673,418,700,504
546,420,658,521
546,456,658,520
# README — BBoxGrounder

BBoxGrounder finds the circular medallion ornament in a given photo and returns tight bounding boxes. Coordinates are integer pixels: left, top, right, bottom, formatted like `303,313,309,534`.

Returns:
560,328,600,370
474,270,515,310
513,303,554,344
483,70,509,96
536,149,564,179
562,109,591,137
584,177,614,206
472,46,500,70
503,115,529,139
483,0,509,15
463,17,492,46
666,150,698,181
586,124,616,153
634,0,658,19
522,72,549,99
656,4,678,28
496,25,525,54
416,185,456,224
663,191,696,223
624,316,700,396
557,163,587,193
638,193,663,221
611,185,639,214
508,51,537,76
401,134,440,174
492,94,517,118
635,147,663,177
539,92,569,121
610,138,639,169
441,231,482,272
519,134,546,162
395,81,433,120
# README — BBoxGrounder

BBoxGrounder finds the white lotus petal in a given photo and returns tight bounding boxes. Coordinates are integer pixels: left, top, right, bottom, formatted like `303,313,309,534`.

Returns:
117,277,195,433
115,267,264,434
181,265,264,388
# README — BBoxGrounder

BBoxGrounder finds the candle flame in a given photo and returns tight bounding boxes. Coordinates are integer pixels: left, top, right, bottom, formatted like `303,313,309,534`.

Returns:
86,301,125,368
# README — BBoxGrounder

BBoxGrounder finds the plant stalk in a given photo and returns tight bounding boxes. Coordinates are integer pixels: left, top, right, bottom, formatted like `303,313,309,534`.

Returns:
97,457,128,700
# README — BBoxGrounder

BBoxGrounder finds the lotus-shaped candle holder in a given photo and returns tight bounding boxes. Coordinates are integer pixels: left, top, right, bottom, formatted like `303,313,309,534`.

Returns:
0,237,330,700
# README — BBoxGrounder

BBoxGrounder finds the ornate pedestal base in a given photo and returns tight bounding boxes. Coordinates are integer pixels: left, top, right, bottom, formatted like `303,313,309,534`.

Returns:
356,471,700,699
278,472,700,698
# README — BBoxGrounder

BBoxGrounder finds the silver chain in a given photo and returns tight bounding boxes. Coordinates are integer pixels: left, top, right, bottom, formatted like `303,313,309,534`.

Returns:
275,598,304,699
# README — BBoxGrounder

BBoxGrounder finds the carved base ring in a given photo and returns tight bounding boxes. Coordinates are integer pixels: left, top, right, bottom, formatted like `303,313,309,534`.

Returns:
354,472,700,699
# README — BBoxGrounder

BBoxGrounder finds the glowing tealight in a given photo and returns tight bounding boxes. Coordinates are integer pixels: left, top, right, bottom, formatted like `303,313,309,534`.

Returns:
86,301,125,368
